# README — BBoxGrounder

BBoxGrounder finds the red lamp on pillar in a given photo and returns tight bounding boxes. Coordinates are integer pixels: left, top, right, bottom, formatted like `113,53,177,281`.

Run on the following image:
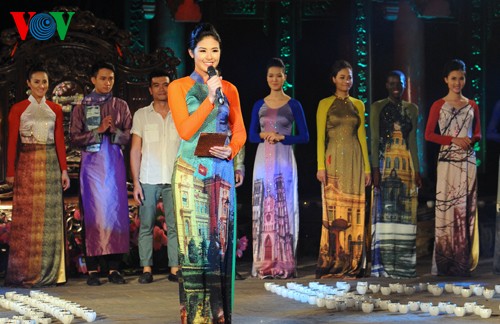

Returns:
169,0,202,22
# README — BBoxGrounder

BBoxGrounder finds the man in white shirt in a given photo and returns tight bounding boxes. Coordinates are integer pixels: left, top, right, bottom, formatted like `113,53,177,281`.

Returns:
130,70,181,283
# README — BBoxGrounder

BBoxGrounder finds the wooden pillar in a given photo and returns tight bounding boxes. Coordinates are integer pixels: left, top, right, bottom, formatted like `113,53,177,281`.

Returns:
393,0,427,175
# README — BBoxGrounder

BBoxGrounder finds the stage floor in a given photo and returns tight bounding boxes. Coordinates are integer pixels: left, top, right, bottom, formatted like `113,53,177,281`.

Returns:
1,256,500,323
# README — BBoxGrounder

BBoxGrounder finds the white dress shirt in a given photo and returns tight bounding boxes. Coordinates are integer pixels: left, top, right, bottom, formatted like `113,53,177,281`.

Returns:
131,102,180,184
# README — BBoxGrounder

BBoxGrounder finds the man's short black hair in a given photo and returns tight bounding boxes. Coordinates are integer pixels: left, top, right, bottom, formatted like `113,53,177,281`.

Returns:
148,69,175,86
90,61,115,77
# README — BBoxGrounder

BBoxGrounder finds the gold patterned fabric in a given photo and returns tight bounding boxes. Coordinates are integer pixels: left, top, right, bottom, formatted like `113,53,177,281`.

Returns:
316,98,367,278
5,144,65,287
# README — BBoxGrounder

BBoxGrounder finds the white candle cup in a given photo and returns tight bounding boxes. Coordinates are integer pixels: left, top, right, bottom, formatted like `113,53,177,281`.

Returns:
479,307,492,319
454,306,466,317
264,282,273,291
431,286,444,296
325,298,336,310
387,302,399,313
461,288,472,298
483,288,495,300
308,294,317,305
356,286,368,295
445,303,456,314
361,302,374,313
464,301,476,313
336,282,351,291
398,303,409,314
371,298,381,309
345,298,355,308
437,302,449,313
61,313,75,324
379,299,391,310
420,302,432,312
408,301,420,312
369,284,380,294
473,304,484,316
452,285,462,295
429,306,440,316
473,286,484,296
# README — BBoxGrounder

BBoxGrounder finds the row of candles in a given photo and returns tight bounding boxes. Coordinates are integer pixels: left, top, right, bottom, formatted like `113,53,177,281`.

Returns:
0,290,97,323
264,281,500,318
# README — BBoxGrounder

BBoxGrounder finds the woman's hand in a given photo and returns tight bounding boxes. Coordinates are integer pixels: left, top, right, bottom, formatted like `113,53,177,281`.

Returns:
260,132,284,144
451,136,472,150
207,74,223,105
6,176,14,185
266,133,284,144
209,145,232,159
61,171,70,191
235,170,244,188
316,170,326,184
365,173,372,187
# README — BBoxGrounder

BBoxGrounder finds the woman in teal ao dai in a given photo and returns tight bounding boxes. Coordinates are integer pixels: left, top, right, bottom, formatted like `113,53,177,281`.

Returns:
167,23,246,323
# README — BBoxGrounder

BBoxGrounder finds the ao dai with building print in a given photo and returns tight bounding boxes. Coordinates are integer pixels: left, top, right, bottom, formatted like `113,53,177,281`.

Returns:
169,72,242,324
251,103,299,279
371,100,418,278
316,97,366,278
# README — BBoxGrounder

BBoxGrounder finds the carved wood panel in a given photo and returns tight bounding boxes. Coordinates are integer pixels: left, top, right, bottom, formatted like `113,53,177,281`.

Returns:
0,6,180,182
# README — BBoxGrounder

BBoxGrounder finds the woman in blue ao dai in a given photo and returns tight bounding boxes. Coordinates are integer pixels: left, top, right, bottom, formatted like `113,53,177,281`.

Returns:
249,58,309,279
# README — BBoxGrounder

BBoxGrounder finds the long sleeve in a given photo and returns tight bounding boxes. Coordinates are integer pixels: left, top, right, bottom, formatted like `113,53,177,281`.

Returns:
226,82,246,159
425,99,452,145
369,100,383,168
234,145,245,175
168,77,216,141
49,102,68,171
248,99,264,143
470,100,482,143
406,102,420,173
6,102,25,177
169,77,246,160
70,98,131,148
316,97,333,171
486,100,500,143
110,99,132,146
70,104,102,148
352,98,371,173
282,99,309,145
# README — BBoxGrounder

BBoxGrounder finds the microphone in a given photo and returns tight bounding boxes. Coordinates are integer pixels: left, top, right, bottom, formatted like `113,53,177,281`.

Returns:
207,66,225,105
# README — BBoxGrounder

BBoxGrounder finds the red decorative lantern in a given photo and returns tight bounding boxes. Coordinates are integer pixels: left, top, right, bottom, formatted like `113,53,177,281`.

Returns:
174,0,202,22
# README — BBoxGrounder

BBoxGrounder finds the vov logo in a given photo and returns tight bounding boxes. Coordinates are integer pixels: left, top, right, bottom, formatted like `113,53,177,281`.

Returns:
10,11,75,41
